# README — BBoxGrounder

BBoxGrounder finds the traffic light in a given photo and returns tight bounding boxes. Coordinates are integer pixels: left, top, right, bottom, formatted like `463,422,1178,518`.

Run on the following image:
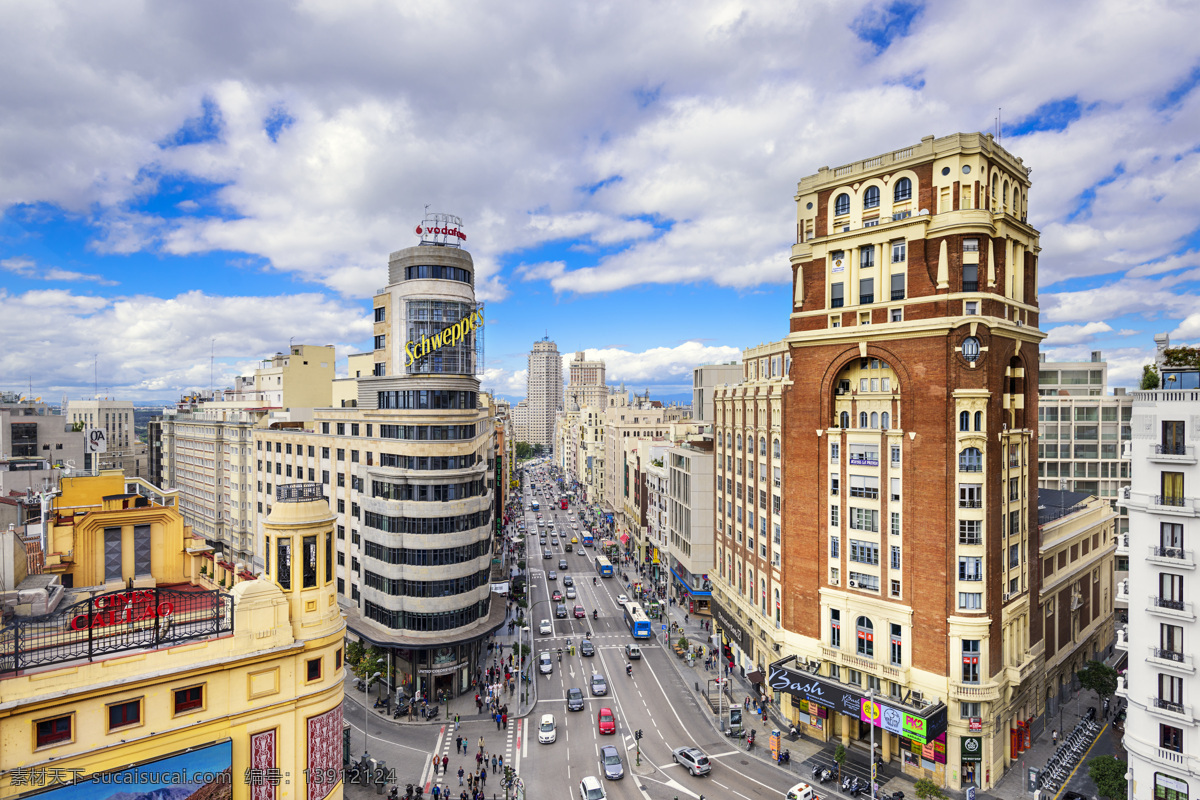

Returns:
635,729,643,740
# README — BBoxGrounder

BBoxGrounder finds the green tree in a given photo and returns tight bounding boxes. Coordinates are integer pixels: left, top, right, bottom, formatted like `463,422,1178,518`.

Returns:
1141,363,1160,390
913,779,947,800
833,744,846,780
1077,660,1119,711
1087,755,1128,800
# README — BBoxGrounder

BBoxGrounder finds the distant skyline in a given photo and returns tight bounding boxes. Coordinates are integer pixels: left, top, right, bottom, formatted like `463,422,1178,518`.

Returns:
3,1,1200,403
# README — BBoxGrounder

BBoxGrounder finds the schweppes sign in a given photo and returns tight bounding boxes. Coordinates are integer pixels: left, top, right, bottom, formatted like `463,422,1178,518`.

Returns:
405,310,484,367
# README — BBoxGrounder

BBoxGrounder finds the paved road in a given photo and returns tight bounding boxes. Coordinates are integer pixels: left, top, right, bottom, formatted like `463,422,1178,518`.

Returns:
344,467,808,800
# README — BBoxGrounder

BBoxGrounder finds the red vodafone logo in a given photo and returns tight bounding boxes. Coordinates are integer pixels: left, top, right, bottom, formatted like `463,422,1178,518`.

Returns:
416,221,467,241
416,225,423,235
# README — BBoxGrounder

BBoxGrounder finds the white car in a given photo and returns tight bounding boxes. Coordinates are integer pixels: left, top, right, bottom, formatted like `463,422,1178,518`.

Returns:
539,652,554,674
617,594,629,606
538,713,557,743
579,776,606,800
539,619,553,635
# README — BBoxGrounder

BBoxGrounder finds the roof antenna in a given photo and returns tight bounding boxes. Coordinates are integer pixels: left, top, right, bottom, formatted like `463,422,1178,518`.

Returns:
998,107,1002,145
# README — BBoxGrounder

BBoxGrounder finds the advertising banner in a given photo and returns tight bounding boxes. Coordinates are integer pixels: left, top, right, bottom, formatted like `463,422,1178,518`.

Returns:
13,741,233,800
960,736,983,762
858,695,946,745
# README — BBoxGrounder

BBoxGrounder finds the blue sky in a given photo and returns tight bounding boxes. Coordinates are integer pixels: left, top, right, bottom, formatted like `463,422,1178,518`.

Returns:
2,0,1199,404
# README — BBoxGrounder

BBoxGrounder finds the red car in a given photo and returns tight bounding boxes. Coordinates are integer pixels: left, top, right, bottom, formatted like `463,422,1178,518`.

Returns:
598,707,616,735
552,590,563,602
573,605,586,618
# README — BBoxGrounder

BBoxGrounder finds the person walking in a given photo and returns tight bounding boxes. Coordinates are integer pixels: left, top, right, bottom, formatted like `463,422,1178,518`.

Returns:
458,767,464,786
478,736,485,754
455,712,460,730
491,754,497,771
502,712,508,729
442,755,448,775
455,736,462,755
1052,729,1059,746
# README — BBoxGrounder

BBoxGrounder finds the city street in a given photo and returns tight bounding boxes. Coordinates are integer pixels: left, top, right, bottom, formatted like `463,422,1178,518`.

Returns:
344,462,810,800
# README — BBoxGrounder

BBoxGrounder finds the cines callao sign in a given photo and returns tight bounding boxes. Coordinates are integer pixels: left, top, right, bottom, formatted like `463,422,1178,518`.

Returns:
405,310,484,367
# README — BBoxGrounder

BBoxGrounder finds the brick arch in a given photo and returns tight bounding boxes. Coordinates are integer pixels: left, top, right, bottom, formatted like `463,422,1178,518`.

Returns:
817,343,916,426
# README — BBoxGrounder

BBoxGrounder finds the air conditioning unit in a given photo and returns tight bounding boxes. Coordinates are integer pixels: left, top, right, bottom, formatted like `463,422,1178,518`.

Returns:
848,579,859,588
910,690,924,704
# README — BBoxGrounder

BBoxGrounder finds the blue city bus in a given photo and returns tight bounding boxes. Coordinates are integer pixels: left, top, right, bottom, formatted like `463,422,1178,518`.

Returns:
531,499,540,512
581,531,594,548
623,602,652,639
595,555,613,578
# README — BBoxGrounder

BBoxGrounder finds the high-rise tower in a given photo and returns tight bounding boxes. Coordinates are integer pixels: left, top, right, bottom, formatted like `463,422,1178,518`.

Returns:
720,134,1043,792
527,337,563,448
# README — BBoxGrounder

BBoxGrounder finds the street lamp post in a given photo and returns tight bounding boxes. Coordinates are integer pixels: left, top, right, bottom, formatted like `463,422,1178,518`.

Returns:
364,670,381,761
868,687,877,800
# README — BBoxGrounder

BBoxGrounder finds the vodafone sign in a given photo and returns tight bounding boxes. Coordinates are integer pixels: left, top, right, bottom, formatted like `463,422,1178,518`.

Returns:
417,212,466,245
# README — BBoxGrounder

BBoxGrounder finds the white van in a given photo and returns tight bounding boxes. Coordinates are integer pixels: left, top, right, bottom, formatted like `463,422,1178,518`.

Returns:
785,783,818,800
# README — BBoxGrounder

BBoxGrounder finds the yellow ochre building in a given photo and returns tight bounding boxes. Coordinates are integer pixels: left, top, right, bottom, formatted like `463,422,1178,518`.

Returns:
0,471,346,800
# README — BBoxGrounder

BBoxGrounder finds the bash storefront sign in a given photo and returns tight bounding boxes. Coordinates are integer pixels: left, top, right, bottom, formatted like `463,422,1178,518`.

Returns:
768,663,864,718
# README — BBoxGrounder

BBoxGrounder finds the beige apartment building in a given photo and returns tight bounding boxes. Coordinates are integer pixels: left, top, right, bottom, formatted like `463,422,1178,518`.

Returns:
526,337,562,448
161,344,335,570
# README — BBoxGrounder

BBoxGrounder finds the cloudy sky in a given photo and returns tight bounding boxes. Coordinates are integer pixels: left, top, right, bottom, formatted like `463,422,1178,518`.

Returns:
2,0,1199,405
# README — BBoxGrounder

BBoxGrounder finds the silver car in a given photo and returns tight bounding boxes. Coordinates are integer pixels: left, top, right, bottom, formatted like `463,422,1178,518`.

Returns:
671,746,711,776
601,745,624,780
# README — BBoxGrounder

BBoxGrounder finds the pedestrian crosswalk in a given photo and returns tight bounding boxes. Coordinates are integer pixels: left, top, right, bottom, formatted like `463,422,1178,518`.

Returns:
425,717,519,798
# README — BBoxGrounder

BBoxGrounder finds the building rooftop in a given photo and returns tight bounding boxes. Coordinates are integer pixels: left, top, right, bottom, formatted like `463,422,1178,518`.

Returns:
1037,488,1093,526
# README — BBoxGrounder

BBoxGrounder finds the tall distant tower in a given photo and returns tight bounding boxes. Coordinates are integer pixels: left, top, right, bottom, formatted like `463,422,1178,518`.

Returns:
527,337,563,448
567,351,608,410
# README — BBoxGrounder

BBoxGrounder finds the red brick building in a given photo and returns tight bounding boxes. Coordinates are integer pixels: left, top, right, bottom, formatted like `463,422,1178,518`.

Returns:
714,133,1045,791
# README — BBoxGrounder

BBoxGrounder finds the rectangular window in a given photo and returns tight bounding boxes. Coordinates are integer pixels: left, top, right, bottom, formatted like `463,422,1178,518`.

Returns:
891,273,905,301
832,477,840,496
960,702,981,719
963,263,979,292
892,241,906,263
1009,543,1020,569
831,443,840,462
959,519,982,545
959,484,983,508
958,556,982,581
830,535,840,559
831,283,844,308
890,624,902,665
959,592,983,610
849,507,878,532
107,699,141,731
831,505,840,526
859,277,874,304
35,715,72,747
1160,724,1184,753
174,685,204,714
961,639,981,683
861,247,875,269
890,579,901,597
336,423,346,435
307,657,323,682
830,609,841,647
277,538,291,590
849,539,879,565
849,475,879,499
890,545,900,570
890,512,901,536
890,478,901,501
848,572,880,591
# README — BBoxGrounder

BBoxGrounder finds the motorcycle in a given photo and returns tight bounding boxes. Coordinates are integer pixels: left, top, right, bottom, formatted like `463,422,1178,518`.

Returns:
426,705,440,721
841,776,853,793
819,769,834,784
746,730,756,750
811,764,823,781
725,728,746,739
593,609,599,620
626,664,633,677
388,788,399,800
778,749,791,765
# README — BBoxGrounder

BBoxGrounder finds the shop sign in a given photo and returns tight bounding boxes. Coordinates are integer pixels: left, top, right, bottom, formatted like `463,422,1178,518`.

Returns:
960,735,982,762
768,664,863,717
857,694,947,745
969,716,982,732
419,661,466,676
711,598,751,651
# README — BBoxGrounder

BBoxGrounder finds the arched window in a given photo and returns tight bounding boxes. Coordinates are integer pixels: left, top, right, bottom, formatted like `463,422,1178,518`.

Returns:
864,186,880,210
959,411,970,431
1003,181,1010,211
894,177,912,202
761,578,767,615
775,588,781,626
840,411,850,429
959,447,983,472
870,412,879,428
881,412,890,430
760,437,767,457
860,411,868,428
717,431,723,448
835,193,850,216
773,438,781,458
737,434,742,451
974,411,983,431
856,616,874,657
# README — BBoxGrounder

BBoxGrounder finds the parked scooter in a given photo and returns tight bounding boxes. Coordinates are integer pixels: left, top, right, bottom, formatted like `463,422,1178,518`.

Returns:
777,749,791,765
811,764,823,781
819,768,834,784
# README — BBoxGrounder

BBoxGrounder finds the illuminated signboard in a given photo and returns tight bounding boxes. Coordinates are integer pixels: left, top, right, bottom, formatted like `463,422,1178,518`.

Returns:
404,309,484,368
416,212,466,246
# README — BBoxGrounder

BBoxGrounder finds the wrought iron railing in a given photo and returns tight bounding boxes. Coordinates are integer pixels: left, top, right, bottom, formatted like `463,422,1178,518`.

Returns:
1,586,233,673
